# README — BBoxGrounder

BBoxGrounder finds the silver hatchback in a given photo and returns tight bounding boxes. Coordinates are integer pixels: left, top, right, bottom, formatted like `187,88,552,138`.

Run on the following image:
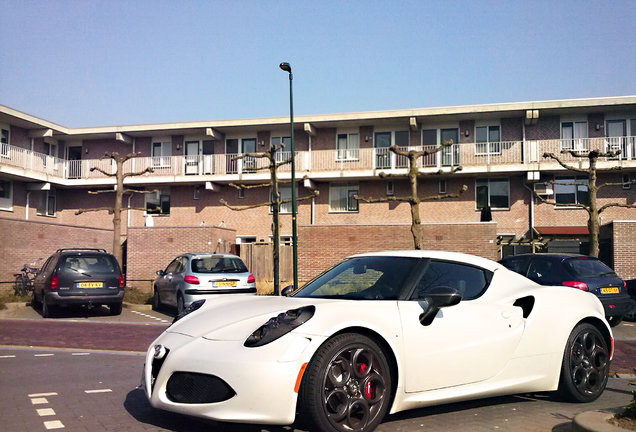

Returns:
153,252,256,314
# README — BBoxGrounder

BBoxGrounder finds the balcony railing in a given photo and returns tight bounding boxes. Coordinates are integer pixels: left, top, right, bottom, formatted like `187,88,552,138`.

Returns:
2,137,635,181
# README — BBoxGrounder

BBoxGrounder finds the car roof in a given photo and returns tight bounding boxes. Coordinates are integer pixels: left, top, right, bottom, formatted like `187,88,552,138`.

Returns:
183,252,240,259
350,250,504,272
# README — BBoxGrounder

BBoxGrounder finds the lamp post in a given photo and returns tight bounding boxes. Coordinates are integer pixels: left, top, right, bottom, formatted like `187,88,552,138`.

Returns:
279,62,298,292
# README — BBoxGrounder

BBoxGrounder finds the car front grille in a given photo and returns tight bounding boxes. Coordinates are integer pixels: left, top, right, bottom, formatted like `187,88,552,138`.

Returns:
166,372,236,404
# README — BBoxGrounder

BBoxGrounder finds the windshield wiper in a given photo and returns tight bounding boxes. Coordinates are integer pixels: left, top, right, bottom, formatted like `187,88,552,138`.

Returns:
69,268,92,277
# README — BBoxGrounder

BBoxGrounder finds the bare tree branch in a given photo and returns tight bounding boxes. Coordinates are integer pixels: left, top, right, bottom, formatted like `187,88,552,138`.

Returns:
89,166,117,177
543,152,587,173
598,203,636,214
123,167,154,178
354,194,411,203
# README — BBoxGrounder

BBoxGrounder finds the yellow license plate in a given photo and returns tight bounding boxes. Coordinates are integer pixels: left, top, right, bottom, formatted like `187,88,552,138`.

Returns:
78,282,103,288
600,287,619,294
214,281,236,287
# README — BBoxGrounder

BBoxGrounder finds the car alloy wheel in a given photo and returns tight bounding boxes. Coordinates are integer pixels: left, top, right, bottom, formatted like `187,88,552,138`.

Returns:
558,323,609,402
299,333,392,432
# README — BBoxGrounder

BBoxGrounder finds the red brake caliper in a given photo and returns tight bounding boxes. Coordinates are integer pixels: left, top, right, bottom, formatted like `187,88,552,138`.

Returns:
358,363,372,399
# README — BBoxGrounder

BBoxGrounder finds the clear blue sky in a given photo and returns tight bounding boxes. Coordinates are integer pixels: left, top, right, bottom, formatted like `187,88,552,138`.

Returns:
1,0,635,128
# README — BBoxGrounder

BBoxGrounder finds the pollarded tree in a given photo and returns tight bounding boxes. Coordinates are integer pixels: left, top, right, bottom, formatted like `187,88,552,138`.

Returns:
355,142,467,250
219,143,318,295
76,152,154,266
535,149,636,257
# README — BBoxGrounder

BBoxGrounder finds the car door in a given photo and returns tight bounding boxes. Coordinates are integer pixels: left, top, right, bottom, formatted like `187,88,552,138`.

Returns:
398,260,525,392
33,256,55,301
167,257,187,305
157,258,181,306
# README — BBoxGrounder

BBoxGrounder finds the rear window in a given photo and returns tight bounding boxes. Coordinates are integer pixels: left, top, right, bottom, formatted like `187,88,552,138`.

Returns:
563,258,616,278
191,256,248,273
62,255,118,274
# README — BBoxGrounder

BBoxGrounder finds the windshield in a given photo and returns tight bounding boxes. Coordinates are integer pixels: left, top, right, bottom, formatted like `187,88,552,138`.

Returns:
191,256,248,273
563,257,616,278
294,256,420,300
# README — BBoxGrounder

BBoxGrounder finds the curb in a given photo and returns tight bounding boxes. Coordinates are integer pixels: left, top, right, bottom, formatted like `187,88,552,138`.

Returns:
572,411,625,432
122,302,153,311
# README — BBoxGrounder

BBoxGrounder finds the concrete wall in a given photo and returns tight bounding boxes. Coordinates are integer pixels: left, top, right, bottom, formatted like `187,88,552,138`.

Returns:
297,222,498,283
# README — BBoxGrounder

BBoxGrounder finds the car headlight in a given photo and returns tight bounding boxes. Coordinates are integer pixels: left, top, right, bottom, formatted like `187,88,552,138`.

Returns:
244,305,315,347
172,299,206,324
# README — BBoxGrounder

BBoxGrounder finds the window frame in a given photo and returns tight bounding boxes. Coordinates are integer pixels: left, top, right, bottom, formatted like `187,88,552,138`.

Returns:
145,187,171,216
329,182,359,213
0,179,13,211
553,175,589,208
151,140,172,168
336,132,360,161
411,259,493,301
475,125,501,155
0,124,10,158
36,189,56,217
560,121,588,151
475,178,510,210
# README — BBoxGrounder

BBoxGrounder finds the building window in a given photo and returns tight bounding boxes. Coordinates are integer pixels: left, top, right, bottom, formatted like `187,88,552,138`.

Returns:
238,188,245,199
193,186,200,200
475,126,501,155
330,182,359,212
374,131,409,169
561,122,588,151
386,180,394,196
476,178,509,210
0,125,9,157
336,133,359,160
146,187,170,215
271,136,292,164
271,185,294,214
439,179,446,194
0,179,12,210
152,141,171,167
37,190,56,217
554,176,589,206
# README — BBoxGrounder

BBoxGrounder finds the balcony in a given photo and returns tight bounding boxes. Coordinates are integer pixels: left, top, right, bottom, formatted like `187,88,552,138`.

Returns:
1,136,635,183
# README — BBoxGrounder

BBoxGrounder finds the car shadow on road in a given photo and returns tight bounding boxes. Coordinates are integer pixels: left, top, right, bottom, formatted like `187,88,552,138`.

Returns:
124,388,305,432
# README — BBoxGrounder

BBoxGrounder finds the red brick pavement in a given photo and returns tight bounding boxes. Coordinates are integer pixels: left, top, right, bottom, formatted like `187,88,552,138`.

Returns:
0,319,166,352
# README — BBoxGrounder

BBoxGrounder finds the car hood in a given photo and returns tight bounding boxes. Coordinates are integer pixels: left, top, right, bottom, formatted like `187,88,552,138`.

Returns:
165,295,335,340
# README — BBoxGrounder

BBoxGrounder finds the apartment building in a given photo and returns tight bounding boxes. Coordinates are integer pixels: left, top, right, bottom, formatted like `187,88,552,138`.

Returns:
1,96,636,281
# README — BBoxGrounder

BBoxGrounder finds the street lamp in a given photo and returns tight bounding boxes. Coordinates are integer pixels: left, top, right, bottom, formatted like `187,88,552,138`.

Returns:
279,62,298,293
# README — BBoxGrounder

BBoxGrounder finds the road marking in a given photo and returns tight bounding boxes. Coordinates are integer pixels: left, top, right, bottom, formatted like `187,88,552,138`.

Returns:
84,389,112,394
34,354,55,357
31,398,49,404
37,408,56,417
0,355,16,358
43,420,64,429
29,392,58,397
71,352,90,356
131,310,170,323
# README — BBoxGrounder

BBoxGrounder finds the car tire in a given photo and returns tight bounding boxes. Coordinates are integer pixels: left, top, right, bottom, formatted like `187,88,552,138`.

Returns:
152,288,162,311
110,302,123,316
42,295,53,319
624,300,636,322
298,333,393,432
557,323,609,403
31,290,42,309
607,316,623,327
176,293,184,315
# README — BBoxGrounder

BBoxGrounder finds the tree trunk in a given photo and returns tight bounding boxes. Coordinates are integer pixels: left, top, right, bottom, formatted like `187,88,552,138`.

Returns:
270,149,280,295
588,154,599,257
113,158,124,266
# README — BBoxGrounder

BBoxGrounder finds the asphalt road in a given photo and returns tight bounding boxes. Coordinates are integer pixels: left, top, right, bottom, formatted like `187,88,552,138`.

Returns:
0,302,635,431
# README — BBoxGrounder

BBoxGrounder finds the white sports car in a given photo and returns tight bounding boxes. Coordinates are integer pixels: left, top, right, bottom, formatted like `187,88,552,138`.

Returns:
142,250,613,432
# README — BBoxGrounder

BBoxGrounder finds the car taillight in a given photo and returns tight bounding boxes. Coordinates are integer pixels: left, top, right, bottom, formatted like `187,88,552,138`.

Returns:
562,281,589,291
50,274,58,290
184,275,200,285
119,274,125,289
247,274,255,284
623,280,627,290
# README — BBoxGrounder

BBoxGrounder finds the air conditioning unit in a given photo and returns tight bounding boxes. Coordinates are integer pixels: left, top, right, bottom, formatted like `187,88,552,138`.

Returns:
533,183,554,195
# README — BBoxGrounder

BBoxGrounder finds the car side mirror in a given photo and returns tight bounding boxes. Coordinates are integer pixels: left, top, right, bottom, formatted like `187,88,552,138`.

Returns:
417,286,462,326
156,270,165,276
281,285,294,297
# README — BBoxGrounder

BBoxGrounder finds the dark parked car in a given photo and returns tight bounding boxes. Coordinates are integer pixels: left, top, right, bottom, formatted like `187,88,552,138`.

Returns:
624,279,636,322
32,248,125,318
499,253,634,327
153,252,256,314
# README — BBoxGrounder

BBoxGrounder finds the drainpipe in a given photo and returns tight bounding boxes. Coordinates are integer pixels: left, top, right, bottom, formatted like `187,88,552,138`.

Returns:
127,194,133,228
25,191,31,220
523,181,536,252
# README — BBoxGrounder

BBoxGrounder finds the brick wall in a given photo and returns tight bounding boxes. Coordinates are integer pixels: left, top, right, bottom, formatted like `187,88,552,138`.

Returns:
501,117,523,142
588,113,605,139
9,125,30,149
611,221,636,279
525,115,560,141
126,225,236,292
0,218,113,288
297,222,498,283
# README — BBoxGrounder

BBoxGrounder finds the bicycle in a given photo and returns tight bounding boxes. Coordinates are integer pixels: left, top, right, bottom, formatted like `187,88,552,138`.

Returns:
13,265,38,297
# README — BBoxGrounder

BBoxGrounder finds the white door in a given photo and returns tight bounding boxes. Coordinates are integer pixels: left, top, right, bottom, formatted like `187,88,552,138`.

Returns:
185,141,201,175
398,300,525,392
